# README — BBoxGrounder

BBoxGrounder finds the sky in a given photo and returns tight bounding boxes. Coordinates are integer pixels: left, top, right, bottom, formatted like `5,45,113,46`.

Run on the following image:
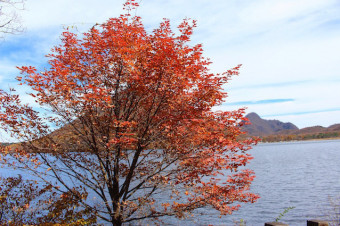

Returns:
0,0,339,130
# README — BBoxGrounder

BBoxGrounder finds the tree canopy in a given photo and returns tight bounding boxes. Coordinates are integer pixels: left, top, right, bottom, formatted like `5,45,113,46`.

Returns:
0,1,259,224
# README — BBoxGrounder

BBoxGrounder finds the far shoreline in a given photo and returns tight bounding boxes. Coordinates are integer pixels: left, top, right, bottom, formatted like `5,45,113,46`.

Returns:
258,137,340,144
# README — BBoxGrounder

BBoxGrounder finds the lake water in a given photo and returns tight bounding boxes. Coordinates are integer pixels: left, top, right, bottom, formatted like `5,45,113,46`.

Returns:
169,139,340,226
1,140,340,225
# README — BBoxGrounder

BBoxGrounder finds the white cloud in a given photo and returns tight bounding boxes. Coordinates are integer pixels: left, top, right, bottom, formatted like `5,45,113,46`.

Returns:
21,0,125,30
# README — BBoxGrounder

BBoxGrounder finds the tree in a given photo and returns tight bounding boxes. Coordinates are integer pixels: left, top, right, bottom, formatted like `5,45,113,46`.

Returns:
0,0,259,224
0,175,96,225
0,0,25,37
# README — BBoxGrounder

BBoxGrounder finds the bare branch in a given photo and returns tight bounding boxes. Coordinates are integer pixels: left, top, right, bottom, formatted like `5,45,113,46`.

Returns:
0,0,25,38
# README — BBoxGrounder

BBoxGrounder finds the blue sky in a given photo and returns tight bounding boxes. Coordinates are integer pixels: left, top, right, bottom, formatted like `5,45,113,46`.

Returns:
0,0,340,130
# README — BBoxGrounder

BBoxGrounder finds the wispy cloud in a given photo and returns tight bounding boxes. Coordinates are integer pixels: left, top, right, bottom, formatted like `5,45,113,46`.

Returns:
263,108,340,117
228,81,310,90
224,99,295,106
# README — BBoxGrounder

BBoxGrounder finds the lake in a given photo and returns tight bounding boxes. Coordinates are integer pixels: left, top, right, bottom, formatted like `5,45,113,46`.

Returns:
167,139,340,225
1,139,339,225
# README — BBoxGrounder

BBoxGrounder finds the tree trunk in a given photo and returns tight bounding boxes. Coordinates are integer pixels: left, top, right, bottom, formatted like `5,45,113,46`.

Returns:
111,218,122,226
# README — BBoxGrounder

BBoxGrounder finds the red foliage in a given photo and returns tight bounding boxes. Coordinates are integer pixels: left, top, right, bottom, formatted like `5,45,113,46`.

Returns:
0,2,259,224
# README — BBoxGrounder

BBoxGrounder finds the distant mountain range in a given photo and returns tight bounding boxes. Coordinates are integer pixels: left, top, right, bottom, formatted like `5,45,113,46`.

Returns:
243,112,340,141
244,112,298,136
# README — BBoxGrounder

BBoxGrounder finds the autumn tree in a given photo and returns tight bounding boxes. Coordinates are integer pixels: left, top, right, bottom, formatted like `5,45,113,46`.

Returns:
0,0,25,37
0,175,96,225
0,1,259,224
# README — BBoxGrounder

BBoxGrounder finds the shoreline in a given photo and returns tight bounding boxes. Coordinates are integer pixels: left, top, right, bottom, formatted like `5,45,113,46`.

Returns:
259,137,340,144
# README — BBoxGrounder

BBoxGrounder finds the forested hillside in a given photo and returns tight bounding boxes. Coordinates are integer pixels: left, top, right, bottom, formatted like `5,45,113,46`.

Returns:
244,113,340,142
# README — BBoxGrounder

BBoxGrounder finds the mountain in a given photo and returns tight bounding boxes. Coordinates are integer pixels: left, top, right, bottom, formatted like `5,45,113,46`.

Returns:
290,124,340,135
243,112,340,141
244,112,298,136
